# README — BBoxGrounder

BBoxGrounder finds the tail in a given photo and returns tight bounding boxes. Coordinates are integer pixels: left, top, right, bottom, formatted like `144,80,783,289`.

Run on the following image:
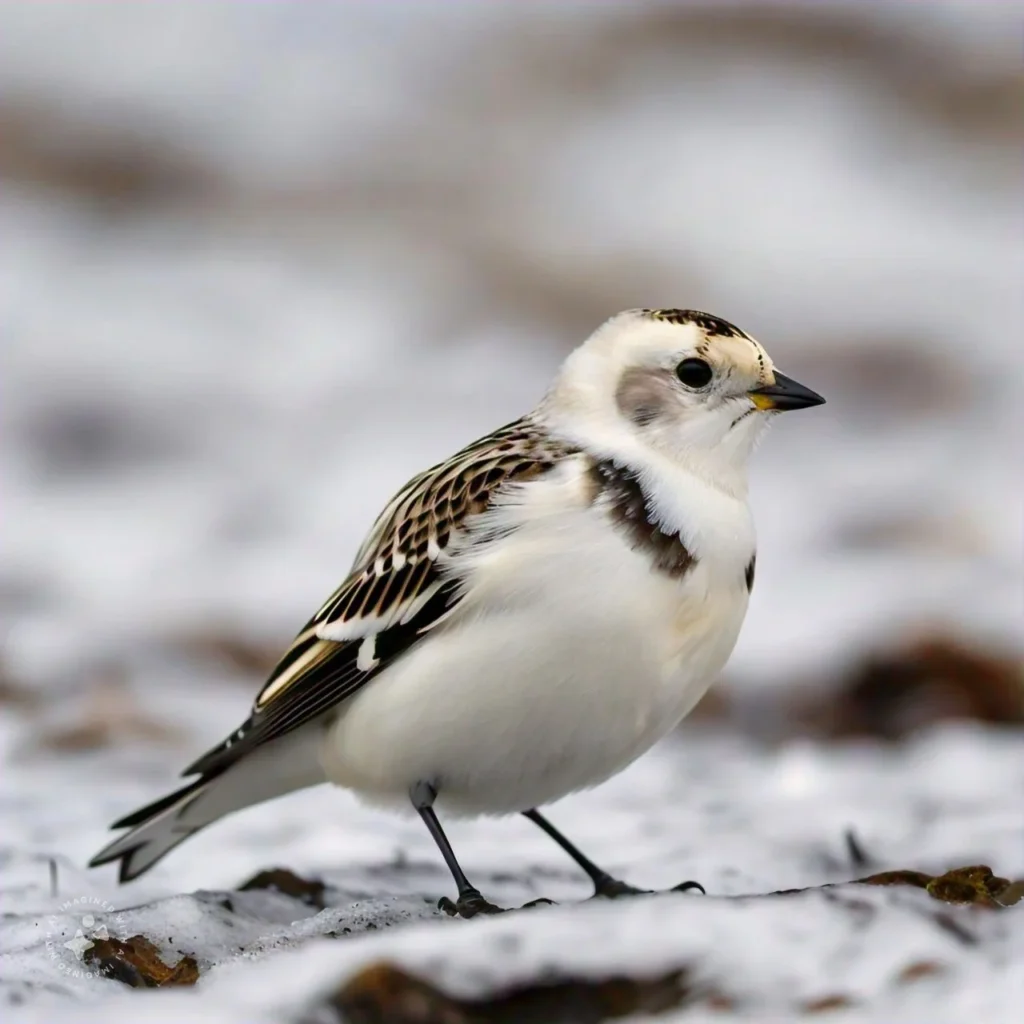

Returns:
89,728,324,882
89,776,218,882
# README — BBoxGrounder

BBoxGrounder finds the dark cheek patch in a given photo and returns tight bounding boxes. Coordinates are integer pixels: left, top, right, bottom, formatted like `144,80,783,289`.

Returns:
615,368,674,428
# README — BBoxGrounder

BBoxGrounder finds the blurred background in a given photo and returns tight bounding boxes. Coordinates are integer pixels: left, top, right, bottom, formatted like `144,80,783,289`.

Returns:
1,1,1022,877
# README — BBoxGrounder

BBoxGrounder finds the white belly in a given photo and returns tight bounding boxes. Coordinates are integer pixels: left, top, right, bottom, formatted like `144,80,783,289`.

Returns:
318,499,750,816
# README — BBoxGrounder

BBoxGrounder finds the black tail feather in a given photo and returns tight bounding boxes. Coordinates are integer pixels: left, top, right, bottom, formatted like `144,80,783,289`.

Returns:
108,776,211,830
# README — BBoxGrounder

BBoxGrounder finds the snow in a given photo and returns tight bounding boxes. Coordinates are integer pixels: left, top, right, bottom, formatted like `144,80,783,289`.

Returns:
6,888,1023,1024
1,2,1021,1021
3,731,1023,1021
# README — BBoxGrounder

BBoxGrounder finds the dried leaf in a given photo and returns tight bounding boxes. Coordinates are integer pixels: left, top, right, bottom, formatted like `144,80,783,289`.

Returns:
29,676,182,754
802,994,855,1014
857,864,1022,911
83,935,199,988
801,637,1023,741
315,962,693,1024
238,868,328,910
926,865,1012,907
168,629,281,677
993,880,1024,907
896,961,947,984
857,870,934,890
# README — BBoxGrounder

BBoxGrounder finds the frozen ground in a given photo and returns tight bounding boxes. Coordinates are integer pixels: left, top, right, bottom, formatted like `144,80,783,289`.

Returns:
1,2,1022,1021
2,724,1023,1021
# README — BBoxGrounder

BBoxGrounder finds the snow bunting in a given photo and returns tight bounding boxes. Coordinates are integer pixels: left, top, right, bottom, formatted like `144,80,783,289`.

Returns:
90,308,824,915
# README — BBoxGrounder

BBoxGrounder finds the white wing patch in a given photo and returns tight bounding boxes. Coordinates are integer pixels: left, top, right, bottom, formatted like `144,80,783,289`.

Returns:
356,635,379,672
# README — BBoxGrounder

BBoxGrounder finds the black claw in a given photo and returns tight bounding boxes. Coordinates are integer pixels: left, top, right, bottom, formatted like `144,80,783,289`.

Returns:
672,879,706,894
592,875,706,899
438,891,556,918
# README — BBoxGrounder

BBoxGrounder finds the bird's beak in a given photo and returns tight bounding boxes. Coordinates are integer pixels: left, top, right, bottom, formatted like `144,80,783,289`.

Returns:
748,371,825,411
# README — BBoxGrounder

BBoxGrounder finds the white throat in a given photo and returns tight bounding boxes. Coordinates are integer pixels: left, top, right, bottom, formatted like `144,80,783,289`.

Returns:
537,401,756,569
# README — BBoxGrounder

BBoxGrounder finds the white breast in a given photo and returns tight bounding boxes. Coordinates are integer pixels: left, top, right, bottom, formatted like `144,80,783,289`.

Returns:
319,458,754,816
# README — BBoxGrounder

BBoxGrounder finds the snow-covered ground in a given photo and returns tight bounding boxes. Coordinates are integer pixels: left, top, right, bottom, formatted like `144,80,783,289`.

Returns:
1,2,1021,1020
3,727,1023,1021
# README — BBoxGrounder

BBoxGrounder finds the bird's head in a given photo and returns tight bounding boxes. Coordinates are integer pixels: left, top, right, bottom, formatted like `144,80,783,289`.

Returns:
543,308,825,494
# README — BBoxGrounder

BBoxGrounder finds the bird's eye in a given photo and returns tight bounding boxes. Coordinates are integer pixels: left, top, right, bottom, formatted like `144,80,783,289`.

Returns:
675,358,713,389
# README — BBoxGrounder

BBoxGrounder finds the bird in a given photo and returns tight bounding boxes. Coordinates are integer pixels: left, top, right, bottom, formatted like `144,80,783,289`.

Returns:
89,308,824,916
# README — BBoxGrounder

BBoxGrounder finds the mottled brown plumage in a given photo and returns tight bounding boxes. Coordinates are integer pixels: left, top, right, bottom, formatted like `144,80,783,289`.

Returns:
313,418,578,628
249,418,578,715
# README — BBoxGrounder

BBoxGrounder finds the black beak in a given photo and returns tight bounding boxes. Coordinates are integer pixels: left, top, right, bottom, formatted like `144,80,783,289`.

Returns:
748,371,825,412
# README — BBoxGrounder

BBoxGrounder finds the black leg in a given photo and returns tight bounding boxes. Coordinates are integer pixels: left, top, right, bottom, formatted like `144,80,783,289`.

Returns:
522,809,624,893
522,808,704,897
409,782,506,917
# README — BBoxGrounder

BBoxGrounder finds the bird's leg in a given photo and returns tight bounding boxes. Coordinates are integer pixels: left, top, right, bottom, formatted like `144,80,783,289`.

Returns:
522,808,638,896
522,809,704,898
410,781,506,918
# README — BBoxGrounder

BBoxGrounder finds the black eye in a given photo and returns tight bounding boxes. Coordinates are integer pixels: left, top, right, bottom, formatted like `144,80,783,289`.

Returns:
675,357,713,389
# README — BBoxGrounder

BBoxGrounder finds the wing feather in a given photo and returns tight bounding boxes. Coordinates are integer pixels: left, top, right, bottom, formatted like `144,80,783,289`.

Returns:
181,417,577,779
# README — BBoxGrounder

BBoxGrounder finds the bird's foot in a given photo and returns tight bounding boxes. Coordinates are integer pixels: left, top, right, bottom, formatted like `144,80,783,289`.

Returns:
593,876,650,899
438,888,503,918
438,889,556,919
592,875,705,900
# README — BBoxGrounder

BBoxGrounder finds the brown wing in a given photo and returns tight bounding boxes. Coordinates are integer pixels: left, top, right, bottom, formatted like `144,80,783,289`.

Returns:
182,417,576,778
